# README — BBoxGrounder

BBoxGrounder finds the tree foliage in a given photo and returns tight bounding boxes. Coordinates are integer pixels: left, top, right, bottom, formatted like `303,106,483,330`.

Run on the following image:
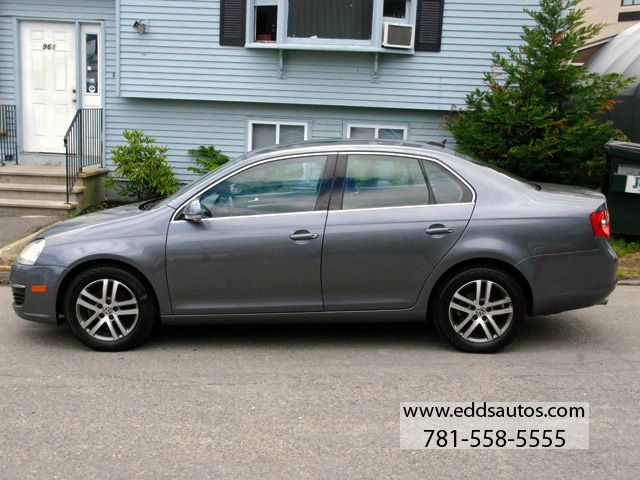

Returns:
106,129,179,201
187,145,231,176
447,0,632,188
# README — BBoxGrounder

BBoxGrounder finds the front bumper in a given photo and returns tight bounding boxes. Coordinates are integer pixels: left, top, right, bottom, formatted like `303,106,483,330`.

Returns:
10,263,66,325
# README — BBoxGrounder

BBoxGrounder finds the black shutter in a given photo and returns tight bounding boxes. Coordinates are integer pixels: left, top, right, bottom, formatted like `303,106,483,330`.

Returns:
220,0,246,46
415,0,445,52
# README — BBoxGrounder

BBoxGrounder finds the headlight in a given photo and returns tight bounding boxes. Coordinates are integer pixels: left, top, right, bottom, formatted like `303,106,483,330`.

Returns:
16,239,45,265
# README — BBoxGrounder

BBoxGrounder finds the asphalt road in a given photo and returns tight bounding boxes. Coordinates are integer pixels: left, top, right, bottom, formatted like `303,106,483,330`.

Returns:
0,286,638,479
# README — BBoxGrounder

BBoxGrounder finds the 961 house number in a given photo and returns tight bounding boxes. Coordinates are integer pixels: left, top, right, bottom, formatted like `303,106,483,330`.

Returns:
42,43,56,50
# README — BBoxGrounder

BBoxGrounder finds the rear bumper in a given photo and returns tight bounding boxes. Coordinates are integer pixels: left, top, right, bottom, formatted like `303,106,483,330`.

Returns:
10,262,65,325
517,242,617,316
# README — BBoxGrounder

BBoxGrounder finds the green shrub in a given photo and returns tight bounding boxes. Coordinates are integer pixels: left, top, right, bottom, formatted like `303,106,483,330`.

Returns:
105,129,179,201
187,145,230,176
447,0,632,189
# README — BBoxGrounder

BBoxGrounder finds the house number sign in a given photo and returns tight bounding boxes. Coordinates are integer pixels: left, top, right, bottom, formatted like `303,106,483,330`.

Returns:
42,43,56,50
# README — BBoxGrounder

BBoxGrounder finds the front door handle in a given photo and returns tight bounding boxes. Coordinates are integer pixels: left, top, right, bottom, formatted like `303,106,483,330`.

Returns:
425,226,453,235
289,230,319,241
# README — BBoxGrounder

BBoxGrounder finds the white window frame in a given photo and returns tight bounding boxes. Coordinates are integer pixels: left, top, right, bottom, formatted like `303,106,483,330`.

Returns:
245,0,418,51
346,123,408,140
247,120,309,151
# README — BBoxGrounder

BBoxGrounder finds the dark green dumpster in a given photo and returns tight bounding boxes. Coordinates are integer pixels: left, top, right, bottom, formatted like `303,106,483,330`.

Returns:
604,140,640,236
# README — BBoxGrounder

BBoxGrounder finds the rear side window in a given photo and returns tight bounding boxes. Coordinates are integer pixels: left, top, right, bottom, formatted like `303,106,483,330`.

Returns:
342,155,430,210
422,160,473,204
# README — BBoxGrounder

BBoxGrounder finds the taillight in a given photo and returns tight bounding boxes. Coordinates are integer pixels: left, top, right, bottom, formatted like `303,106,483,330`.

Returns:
590,209,610,238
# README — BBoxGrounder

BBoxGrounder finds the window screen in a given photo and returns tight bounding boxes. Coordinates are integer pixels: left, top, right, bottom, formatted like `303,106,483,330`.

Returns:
288,0,374,40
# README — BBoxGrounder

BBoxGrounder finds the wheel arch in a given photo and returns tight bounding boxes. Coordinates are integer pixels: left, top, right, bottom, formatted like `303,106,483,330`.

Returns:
56,258,161,322
426,258,534,319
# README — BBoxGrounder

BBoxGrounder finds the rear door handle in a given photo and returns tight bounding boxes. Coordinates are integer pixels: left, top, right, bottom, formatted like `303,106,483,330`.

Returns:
425,226,453,235
289,231,319,241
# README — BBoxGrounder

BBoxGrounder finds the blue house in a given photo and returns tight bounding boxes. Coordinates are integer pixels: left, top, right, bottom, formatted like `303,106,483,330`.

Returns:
0,0,536,212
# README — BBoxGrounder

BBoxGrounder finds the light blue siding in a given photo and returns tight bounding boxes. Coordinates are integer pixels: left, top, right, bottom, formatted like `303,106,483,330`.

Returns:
117,0,537,110
0,16,15,104
105,98,452,181
1,0,534,181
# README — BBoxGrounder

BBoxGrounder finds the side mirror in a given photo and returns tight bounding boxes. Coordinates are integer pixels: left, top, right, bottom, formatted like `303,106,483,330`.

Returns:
183,199,202,223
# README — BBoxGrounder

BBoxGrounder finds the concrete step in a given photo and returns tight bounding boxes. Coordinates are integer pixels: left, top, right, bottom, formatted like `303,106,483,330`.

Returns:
0,198,77,217
0,165,68,186
0,165,107,187
0,183,85,202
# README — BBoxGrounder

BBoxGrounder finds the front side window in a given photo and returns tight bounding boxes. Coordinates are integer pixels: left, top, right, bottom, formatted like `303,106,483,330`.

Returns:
347,124,407,140
199,155,326,218
342,155,429,210
249,121,307,150
422,160,473,204
287,0,374,40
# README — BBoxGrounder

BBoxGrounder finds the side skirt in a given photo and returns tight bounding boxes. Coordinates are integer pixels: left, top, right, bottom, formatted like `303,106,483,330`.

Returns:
160,309,427,325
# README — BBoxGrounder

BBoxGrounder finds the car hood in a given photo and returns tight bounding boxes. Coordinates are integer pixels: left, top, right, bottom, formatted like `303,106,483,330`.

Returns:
37,204,148,238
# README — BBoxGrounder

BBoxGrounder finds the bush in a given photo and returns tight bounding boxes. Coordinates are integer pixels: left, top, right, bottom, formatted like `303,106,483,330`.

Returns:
105,129,179,201
187,145,230,176
447,0,632,189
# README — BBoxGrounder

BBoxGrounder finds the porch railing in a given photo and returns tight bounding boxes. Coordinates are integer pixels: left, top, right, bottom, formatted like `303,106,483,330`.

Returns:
64,107,103,203
0,104,18,166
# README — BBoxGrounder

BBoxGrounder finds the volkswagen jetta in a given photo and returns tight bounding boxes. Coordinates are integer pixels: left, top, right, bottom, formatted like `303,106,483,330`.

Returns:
10,140,617,352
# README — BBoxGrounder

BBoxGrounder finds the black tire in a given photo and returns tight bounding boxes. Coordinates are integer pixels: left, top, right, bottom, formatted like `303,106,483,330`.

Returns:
433,267,525,353
64,266,157,351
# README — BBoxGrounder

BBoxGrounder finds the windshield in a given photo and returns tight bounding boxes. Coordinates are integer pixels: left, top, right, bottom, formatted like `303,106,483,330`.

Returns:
150,153,250,209
454,152,541,190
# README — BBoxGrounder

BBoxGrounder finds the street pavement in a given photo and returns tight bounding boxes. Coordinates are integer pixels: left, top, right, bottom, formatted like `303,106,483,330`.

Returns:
0,285,638,479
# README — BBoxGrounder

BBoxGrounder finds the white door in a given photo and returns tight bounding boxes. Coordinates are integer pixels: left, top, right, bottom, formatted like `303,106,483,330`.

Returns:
20,22,77,153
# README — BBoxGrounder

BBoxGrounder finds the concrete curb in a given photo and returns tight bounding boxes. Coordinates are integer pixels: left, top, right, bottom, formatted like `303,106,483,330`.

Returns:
618,279,640,286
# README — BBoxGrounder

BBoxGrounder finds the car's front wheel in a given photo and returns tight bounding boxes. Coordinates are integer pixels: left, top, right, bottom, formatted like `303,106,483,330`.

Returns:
64,266,156,351
433,267,525,353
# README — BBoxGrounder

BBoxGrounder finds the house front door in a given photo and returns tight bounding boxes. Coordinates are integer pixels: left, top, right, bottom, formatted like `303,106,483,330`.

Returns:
20,21,77,153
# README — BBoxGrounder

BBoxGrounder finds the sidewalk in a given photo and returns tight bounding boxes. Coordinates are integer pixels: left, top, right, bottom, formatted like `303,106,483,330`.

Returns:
0,212,58,284
0,212,58,248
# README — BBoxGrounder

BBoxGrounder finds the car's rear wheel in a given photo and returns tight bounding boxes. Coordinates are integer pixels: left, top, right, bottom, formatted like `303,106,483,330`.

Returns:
64,266,156,351
433,267,525,353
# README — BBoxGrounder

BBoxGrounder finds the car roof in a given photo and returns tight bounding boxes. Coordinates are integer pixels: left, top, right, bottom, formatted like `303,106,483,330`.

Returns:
243,139,453,162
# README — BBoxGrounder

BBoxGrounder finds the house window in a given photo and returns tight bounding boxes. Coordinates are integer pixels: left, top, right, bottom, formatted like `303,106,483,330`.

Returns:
287,0,374,40
383,0,408,19
249,121,308,150
255,2,277,41
85,33,99,94
622,1,640,6
222,1,445,52
347,124,407,140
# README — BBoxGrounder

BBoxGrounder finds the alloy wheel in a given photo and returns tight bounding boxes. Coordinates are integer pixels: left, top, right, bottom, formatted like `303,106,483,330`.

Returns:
448,279,513,343
75,278,139,342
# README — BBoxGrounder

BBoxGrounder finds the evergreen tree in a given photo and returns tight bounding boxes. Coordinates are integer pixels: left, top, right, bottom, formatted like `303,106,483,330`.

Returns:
447,0,632,188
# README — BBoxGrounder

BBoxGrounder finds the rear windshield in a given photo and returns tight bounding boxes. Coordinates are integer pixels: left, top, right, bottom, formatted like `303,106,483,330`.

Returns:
454,152,541,190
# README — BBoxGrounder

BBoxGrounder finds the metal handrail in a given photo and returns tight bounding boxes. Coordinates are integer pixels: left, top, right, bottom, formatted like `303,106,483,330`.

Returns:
0,104,18,166
64,108,103,203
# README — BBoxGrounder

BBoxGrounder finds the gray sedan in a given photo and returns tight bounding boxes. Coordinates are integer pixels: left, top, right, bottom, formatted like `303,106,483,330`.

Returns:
10,140,617,352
